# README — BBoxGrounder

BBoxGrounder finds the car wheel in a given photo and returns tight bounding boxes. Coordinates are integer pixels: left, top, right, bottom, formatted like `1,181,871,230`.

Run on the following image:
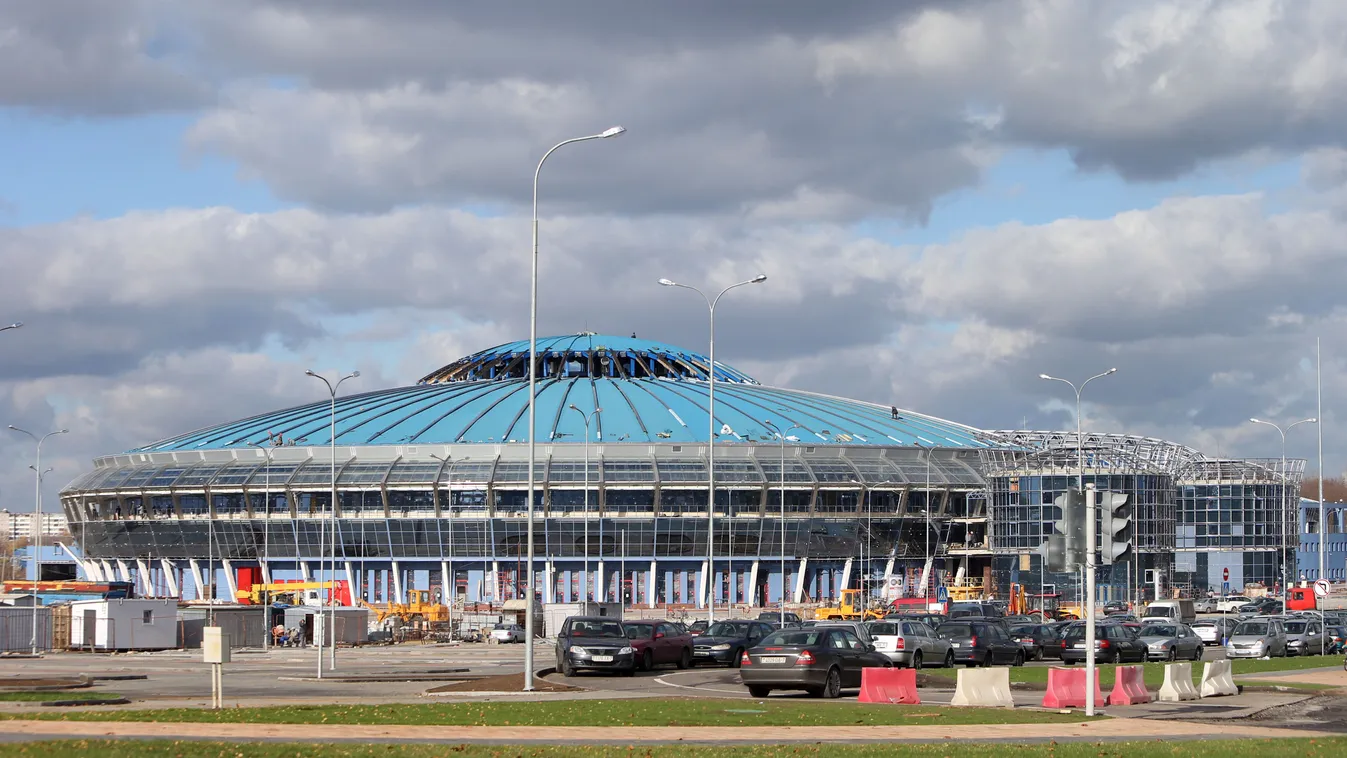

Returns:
943,651,955,668
748,685,772,698
1167,648,1178,662
641,650,654,672
730,648,744,669
1192,645,1203,661
1013,651,1025,667
911,651,923,670
820,667,842,699
1033,646,1044,662
676,648,691,670
561,658,576,678
981,652,992,668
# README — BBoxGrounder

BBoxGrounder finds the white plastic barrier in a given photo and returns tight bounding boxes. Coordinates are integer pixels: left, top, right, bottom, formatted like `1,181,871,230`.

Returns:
1199,659,1238,697
1158,662,1200,702
950,666,1015,708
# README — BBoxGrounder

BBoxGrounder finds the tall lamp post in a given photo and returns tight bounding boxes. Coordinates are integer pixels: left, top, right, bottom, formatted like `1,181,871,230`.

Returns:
1,322,21,333
305,369,359,679
525,125,625,692
1039,367,1116,718
247,441,279,650
7,425,68,655
763,419,805,626
659,274,767,625
1249,416,1317,606
568,405,603,602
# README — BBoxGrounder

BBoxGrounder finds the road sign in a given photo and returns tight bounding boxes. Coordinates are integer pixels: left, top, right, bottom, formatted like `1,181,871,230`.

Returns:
1223,581,1230,593
1222,567,1229,582
936,586,949,603
1315,579,1330,598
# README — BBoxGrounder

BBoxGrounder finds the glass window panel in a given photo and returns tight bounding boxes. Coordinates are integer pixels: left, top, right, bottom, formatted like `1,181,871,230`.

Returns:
337,462,394,485
757,460,813,484
147,467,190,488
175,465,226,486
547,462,601,483
289,461,342,485
211,463,263,486
713,460,763,483
493,462,533,483
806,462,860,483
603,460,656,482
387,462,442,484
850,459,905,484
120,466,165,488
441,462,496,484
656,460,708,483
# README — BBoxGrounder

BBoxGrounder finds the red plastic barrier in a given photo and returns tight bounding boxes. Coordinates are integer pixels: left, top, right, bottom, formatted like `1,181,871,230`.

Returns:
1107,665,1151,705
858,666,921,705
1042,666,1104,709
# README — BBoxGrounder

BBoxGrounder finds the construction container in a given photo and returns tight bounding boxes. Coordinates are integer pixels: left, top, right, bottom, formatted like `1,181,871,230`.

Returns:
0,605,52,652
179,606,278,649
281,607,369,646
69,598,177,651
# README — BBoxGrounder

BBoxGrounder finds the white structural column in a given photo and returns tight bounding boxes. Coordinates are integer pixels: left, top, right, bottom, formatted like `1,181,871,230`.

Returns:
883,557,895,582
793,558,808,603
542,560,554,604
490,560,500,604
918,558,933,596
116,559,133,583
747,560,760,605
160,559,179,597
697,560,709,608
839,558,853,592
259,559,272,585
596,559,607,601
187,559,205,600
222,559,238,601
648,561,657,608
440,561,452,603
135,559,153,596
300,561,313,581
344,561,357,604
391,560,404,601
81,560,102,582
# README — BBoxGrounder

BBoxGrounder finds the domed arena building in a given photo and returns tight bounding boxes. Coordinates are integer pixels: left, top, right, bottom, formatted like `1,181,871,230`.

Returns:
58,334,1012,610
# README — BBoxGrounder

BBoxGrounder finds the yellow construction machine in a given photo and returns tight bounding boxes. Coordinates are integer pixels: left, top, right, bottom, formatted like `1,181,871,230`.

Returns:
813,588,889,622
361,589,451,625
234,581,346,607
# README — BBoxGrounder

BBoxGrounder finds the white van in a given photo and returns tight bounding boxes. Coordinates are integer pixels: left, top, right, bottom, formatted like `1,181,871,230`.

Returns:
1216,595,1250,613
1141,599,1196,624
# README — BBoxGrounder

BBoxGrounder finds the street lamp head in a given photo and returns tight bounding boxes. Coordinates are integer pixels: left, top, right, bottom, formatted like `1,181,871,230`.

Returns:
1038,374,1052,380
4,322,21,329
568,404,579,411
750,274,767,284
658,278,677,287
1308,418,1319,423
1106,368,1118,374
601,126,626,138
305,370,318,377
595,407,604,413
350,371,361,379
1250,418,1262,424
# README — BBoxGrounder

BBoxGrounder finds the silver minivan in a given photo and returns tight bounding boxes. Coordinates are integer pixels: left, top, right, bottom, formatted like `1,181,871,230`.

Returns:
1225,617,1287,658
865,619,954,669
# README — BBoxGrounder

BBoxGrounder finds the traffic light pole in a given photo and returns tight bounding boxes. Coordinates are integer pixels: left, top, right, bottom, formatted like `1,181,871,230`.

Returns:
1085,483,1098,717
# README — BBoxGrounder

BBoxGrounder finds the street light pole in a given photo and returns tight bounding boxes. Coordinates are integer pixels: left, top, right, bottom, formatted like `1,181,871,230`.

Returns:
0,322,21,333
7,425,68,655
1250,416,1317,607
526,125,625,692
247,441,278,650
568,405,603,603
764,419,804,626
305,369,359,678
659,274,767,626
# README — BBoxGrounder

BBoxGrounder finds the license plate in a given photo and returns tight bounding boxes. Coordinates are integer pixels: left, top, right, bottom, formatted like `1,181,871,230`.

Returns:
1073,643,1086,649
694,650,711,656
592,655,613,662
951,643,960,648
760,656,786,664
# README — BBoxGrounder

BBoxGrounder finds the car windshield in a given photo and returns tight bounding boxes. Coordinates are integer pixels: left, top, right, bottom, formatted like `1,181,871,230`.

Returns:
867,623,898,636
1140,625,1178,637
624,624,655,639
1235,622,1269,636
760,630,823,646
1285,622,1308,634
568,620,625,638
705,622,750,637
937,623,974,638
1143,606,1174,617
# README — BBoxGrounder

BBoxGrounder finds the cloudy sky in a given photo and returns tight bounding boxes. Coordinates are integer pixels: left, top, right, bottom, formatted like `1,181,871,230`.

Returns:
2,0,1346,512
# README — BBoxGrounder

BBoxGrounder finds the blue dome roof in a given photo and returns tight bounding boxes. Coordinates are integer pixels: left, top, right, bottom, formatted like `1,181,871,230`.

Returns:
131,335,1000,452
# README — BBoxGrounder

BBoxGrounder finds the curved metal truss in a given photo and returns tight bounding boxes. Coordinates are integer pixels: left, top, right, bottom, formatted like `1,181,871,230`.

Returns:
979,430,1207,477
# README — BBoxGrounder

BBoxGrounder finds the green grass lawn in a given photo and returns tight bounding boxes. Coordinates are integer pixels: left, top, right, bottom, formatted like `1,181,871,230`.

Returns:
3,740,1347,758
0,691,122,702
923,654,1342,689
0,698,1092,727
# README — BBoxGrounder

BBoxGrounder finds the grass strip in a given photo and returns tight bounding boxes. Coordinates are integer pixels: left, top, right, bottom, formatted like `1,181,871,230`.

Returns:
0,698,1092,726
0,691,122,702
3,739,1347,758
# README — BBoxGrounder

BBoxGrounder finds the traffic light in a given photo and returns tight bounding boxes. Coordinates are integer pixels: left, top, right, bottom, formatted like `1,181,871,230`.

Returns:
1051,489,1086,570
1041,533,1067,573
1098,491,1132,565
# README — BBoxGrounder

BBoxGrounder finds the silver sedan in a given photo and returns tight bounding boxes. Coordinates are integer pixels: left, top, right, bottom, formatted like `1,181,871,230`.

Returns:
1137,623,1204,662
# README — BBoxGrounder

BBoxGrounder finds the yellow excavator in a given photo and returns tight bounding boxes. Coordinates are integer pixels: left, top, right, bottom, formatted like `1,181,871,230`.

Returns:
361,589,451,625
813,588,889,622
234,581,346,606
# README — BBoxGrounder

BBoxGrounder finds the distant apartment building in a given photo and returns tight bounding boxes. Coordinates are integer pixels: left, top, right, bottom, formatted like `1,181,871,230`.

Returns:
0,511,70,541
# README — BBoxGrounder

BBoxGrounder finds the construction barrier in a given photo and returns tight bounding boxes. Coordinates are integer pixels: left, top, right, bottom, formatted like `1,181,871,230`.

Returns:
1199,659,1238,697
1042,666,1104,709
1158,662,1199,702
1107,665,1151,705
951,666,1014,708
858,667,921,705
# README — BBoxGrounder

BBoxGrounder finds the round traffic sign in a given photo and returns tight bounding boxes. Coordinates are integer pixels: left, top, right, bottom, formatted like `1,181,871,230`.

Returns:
1315,579,1330,597
1222,567,1229,581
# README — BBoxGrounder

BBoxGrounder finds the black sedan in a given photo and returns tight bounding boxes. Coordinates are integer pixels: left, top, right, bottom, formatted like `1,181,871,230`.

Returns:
1060,623,1147,664
740,626,891,698
691,620,775,667
555,616,636,677
935,621,1024,667
1009,623,1064,661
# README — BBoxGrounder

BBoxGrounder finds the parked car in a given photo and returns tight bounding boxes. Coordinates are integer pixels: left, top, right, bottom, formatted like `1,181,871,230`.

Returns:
1237,598,1282,616
1217,595,1251,613
865,619,954,668
739,626,892,699
623,620,693,670
813,620,875,645
1136,623,1204,661
1192,598,1218,614
1060,623,1147,664
935,620,1024,667
884,612,947,629
1002,614,1037,625
1327,625,1346,654
756,611,802,625
686,620,709,636
691,620,775,667
1192,617,1239,645
1225,618,1288,658
489,623,524,643
555,616,636,677
949,601,1003,619
1009,623,1064,661
1284,618,1330,657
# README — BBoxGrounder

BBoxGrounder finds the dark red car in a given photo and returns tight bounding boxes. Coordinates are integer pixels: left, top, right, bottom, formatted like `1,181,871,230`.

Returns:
623,620,694,670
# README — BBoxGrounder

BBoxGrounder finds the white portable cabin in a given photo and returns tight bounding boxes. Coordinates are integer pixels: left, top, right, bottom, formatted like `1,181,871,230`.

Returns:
70,598,177,650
